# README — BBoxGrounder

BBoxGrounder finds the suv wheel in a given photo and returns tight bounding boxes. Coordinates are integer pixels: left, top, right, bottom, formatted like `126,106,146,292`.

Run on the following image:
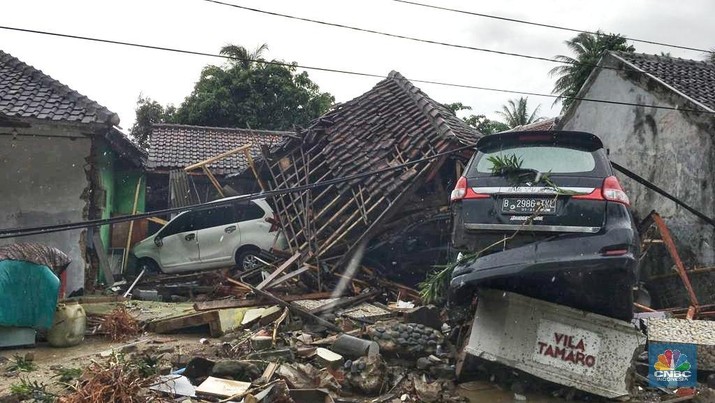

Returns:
236,249,263,271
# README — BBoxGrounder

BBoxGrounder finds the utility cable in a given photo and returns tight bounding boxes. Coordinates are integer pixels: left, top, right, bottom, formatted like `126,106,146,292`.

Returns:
199,0,711,78
390,0,714,55
0,144,475,239
202,0,558,65
1,24,713,116
612,162,715,228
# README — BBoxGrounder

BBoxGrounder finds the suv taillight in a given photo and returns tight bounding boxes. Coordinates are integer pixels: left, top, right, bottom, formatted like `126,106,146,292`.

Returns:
602,176,630,206
572,175,630,206
450,176,489,202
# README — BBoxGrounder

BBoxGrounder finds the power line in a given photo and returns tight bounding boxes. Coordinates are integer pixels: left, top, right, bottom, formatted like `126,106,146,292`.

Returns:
1,24,713,116
0,144,474,239
391,0,714,55
201,0,559,65
199,0,707,82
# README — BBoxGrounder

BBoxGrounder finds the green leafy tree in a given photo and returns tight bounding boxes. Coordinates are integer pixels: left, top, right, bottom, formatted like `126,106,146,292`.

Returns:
173,44,334,130
219,43,269,69
443,102,509,134
131,44,334,147
131,96,177,148
495,97,542,128
708,49,715,63
550,31,635,110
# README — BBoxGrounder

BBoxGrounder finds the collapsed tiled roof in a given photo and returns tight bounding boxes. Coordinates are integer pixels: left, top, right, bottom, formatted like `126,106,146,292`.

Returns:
613,52,715,111
264,71,481,265
0,50,119,125
148,124,291,175
271,71,480,193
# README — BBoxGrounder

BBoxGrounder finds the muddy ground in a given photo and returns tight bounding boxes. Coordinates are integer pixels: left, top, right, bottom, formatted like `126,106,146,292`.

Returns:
0,332,565,402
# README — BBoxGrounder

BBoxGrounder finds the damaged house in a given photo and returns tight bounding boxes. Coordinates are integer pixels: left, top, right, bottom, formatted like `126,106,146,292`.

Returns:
257,71,480,283
557,52,715,274
0,50,145,295
145,124,289,215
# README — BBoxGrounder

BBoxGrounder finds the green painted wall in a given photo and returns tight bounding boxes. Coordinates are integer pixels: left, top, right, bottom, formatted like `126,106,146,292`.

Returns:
115,171,146,214
94,141,146,284
97,144,115,250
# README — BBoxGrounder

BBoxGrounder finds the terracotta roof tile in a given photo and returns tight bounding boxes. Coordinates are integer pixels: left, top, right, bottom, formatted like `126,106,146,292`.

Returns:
613,52,715,111
0,50,118,125
148,124,290,175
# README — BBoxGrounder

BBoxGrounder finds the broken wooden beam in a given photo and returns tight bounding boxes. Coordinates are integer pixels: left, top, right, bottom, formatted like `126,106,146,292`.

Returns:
146,307,248,337
256,252,301,290
309,290,380,315
224,277,341,332
192,292,337,311
184,144,251,171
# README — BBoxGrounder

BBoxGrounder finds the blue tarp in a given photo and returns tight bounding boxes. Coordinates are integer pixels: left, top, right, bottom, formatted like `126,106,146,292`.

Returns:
0,260,59,329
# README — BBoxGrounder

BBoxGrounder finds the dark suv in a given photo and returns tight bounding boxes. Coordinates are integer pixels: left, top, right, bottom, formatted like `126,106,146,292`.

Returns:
449,131,640,321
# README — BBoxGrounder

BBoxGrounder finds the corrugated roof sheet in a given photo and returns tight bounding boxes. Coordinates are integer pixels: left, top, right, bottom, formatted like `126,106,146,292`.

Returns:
148,123,290,175
0,50,119,125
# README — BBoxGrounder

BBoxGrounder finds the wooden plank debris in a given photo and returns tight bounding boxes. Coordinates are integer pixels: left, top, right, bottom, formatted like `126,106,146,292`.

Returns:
147,307,249,337
92,229,115,287
256,362,279,385
121,176,143,275
192,292,335,311
225,277,341,332
184,144,251,172
256,252,301,290
309,291,380,315
265,265,311,288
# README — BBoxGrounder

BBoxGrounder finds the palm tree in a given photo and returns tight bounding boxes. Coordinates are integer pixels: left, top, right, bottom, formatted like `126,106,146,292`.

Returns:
550,31,635,111
496,97,542,128
220,43,269,69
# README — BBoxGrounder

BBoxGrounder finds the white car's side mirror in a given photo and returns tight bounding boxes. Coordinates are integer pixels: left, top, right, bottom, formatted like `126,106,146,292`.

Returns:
154,237,163,247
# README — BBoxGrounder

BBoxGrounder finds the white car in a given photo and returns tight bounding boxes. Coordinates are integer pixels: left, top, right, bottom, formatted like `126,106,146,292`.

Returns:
131,197,287,274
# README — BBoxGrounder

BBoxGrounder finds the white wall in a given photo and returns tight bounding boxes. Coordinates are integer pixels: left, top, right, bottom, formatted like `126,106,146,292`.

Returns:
561,68,715,269
0,125,92,294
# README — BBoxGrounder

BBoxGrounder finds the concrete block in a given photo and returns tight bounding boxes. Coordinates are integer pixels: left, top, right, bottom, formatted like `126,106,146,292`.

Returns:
132,289,160,301
461,288,645,399
250,335,274,351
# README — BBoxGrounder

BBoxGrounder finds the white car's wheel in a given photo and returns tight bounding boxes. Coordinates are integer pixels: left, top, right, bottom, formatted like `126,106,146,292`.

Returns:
236,249,263,271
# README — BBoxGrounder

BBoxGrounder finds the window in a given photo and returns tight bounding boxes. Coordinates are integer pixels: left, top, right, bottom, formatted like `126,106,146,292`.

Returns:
193,206,238,231
160,212,195,237
471,146,598,175
244,202,266,221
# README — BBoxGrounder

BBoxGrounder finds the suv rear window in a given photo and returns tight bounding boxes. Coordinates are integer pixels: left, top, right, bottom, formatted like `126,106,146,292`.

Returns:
467,144,609,178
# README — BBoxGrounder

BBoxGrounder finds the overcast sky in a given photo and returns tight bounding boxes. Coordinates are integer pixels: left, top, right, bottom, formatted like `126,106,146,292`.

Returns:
2,0,714,132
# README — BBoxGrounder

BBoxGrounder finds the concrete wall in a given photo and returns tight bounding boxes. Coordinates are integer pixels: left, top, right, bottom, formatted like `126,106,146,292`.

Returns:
0,124,92,294
560,66,715,272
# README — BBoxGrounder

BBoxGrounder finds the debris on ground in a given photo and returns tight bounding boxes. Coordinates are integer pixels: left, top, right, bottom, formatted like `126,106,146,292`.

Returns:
98,305,140,342
57,353,159,403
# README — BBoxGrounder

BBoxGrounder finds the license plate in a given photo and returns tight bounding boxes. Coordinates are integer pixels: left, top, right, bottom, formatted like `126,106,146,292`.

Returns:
501,198,557,215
